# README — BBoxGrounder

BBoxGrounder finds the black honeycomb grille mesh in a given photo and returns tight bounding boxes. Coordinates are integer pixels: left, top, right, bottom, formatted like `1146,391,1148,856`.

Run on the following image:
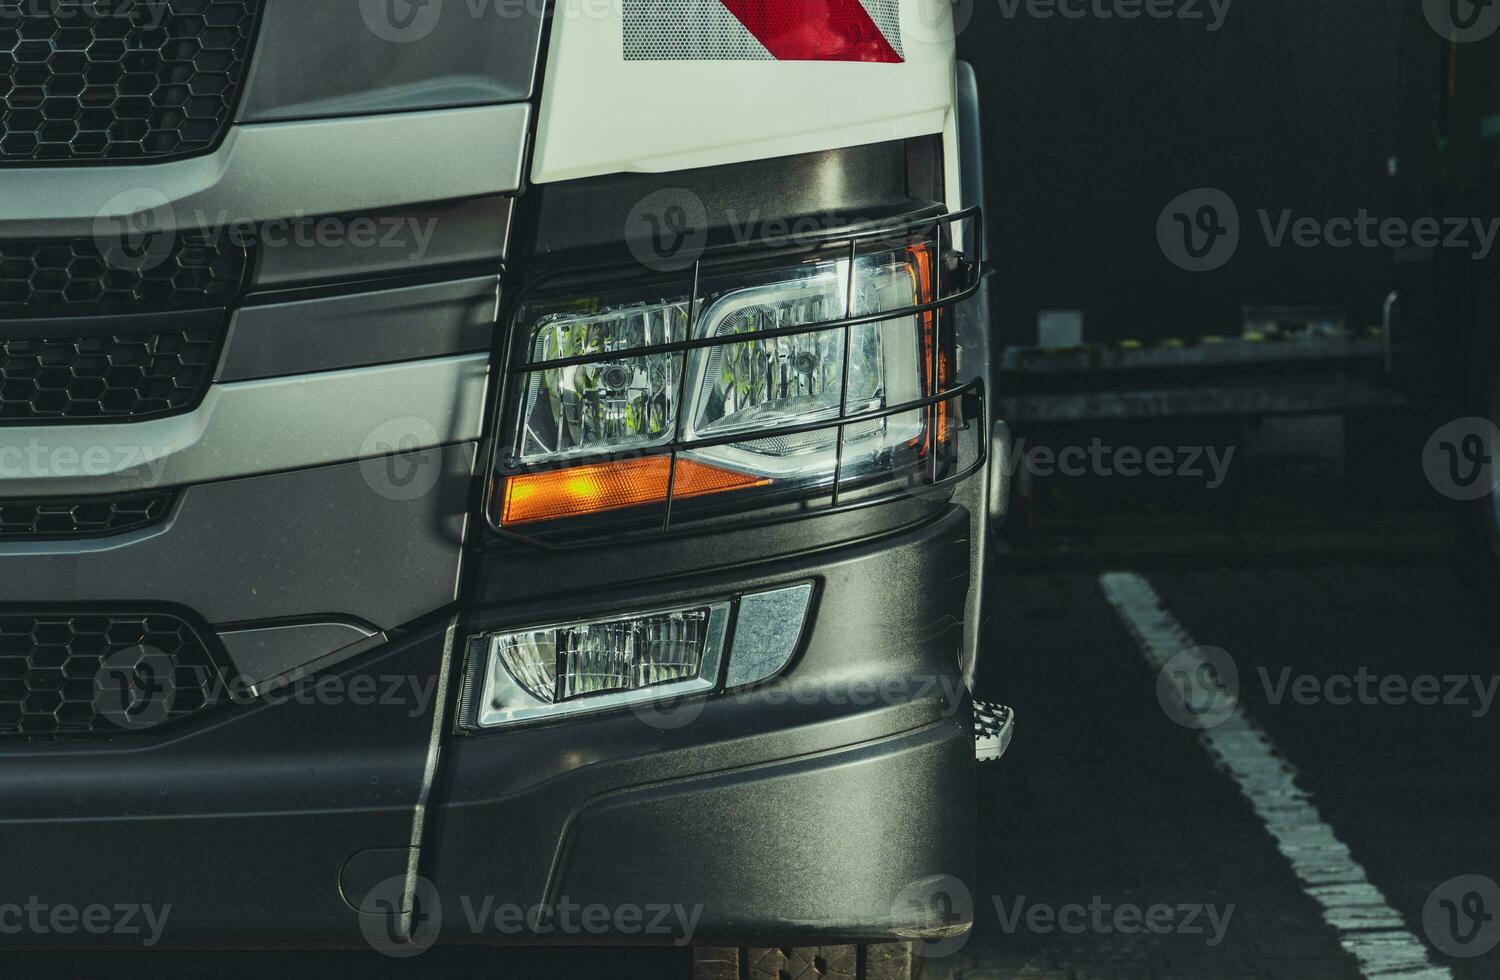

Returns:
0,322,221,421
0,233,249,318
0,612,226,737
0,0,261,164
0,491,174,538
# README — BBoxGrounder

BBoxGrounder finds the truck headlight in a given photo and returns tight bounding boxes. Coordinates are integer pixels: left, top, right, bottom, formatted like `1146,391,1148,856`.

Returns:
492,214,979,535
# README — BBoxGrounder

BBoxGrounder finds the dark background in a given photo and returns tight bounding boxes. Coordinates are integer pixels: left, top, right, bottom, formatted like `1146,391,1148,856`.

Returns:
960,1,1415,345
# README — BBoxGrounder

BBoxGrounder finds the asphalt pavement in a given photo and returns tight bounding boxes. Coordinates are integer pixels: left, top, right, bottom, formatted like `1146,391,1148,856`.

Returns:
949,560,1500,979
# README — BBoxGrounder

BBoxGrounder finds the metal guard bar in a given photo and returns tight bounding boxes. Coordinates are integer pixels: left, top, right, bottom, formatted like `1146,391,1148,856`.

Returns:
490,208,986,548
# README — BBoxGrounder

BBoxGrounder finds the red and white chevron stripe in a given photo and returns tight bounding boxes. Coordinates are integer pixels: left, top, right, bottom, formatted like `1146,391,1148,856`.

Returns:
623,0,905,63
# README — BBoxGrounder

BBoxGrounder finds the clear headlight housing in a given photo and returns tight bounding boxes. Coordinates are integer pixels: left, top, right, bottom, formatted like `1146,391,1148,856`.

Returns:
493,216,979,534
468,602,732,728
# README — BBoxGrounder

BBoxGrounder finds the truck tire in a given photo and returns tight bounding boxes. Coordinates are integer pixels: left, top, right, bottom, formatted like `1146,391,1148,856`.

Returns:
691,943,922,980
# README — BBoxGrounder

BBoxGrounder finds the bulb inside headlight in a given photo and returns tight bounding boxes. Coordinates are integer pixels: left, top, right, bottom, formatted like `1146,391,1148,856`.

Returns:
685,249,927,477
499,241,945,526
518,296,690,463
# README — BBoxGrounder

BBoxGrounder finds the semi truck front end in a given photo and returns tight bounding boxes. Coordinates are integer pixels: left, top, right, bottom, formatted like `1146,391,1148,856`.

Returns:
0,2,1005,973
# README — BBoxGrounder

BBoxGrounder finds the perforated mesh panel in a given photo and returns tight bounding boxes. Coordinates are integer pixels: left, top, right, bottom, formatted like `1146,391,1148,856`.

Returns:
0,324,222,422
623,0,771,60
857,0,904,58
0,233,249,318
0,492,175,539
0,612,225,737
0,0,261,164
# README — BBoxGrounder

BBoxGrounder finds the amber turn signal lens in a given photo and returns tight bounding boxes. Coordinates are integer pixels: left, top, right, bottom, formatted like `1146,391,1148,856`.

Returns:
501,456,770,526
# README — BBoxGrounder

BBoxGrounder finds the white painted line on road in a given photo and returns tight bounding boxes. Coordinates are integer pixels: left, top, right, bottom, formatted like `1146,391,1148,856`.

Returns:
1099,571,1451,980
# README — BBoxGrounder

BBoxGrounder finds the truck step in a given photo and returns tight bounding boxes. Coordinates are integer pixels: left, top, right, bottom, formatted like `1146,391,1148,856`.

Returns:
973,701,1014,763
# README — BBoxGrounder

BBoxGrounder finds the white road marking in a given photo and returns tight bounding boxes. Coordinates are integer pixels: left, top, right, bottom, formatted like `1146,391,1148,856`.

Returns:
1099,571,1451,979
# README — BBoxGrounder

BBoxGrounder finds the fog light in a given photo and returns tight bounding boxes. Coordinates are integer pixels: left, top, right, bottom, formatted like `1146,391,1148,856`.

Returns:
469,602,731,728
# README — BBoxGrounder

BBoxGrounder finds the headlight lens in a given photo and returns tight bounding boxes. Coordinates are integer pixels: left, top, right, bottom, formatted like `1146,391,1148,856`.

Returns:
685,248,929,482
495,220,975,532
518,293,690,463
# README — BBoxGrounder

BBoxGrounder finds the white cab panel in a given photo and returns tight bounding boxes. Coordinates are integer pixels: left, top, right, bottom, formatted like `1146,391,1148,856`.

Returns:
532,0,957,183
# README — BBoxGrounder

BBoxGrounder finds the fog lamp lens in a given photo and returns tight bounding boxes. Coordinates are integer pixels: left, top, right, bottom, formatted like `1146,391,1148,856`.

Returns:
472,602,731,728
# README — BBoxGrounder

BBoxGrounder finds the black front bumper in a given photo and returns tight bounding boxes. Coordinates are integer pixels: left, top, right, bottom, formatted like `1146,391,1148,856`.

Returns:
0,505,977,949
